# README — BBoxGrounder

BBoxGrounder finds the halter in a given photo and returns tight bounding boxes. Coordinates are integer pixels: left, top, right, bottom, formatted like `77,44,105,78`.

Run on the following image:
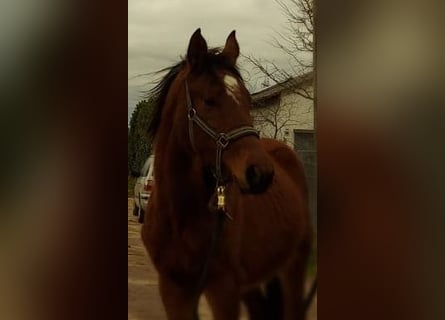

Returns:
185,79,259,184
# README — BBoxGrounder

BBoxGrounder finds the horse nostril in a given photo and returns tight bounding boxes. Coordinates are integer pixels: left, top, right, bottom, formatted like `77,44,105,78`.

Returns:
245,165,274,194
246,165,260,188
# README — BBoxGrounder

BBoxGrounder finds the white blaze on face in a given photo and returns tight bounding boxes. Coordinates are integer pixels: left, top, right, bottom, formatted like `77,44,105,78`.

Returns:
223,74,240,105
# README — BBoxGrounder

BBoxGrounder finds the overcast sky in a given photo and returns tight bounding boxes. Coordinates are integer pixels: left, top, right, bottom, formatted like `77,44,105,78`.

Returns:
128,0,294,121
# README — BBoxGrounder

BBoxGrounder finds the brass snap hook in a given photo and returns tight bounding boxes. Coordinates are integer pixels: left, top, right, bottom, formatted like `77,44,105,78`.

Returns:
216,186,225,210
216,185,233,220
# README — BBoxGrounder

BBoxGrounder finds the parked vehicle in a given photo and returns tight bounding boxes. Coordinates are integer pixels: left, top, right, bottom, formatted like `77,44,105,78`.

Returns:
133,155,155,223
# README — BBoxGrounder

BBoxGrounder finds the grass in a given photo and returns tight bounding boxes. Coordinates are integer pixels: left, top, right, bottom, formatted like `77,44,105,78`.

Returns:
307,247,317,277
128,176,137,198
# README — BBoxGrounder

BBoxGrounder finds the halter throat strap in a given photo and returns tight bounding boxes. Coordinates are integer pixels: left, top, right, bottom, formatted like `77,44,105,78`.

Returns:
185,80,259,183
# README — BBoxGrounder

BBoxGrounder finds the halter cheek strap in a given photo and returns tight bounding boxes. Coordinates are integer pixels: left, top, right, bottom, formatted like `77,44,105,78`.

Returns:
184,80,259,184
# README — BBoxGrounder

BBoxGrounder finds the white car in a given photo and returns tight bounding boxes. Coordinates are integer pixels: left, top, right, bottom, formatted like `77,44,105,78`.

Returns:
133,155,154,223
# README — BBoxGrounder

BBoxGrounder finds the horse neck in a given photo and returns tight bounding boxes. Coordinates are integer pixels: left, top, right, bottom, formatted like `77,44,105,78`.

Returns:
154,129,210,214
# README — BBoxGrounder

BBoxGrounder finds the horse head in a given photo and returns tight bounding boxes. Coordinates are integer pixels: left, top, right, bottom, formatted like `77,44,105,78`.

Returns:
156,29,274,193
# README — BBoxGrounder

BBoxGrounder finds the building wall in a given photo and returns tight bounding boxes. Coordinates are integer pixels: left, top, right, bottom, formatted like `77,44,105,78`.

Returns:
251,86,314,149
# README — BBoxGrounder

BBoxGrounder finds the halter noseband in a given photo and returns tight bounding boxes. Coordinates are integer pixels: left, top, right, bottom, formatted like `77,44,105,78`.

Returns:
185,79,259,184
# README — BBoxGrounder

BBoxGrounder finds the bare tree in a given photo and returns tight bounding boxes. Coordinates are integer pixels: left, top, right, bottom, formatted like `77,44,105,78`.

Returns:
252,102,293,140
244,0,314,100
251,93,313,142
246,0,317,229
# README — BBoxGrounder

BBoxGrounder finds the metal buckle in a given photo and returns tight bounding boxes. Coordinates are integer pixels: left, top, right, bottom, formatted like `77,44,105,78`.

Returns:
217,133,229,148
188,108,196,120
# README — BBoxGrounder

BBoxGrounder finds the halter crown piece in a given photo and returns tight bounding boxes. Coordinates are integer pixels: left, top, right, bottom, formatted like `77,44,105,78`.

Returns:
184,80,259,215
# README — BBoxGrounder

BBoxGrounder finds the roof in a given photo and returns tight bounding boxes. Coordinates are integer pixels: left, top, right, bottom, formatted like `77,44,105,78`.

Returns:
251,71,314,106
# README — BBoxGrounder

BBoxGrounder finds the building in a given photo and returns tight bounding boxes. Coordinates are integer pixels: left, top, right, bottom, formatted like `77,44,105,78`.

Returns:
250,72,314,146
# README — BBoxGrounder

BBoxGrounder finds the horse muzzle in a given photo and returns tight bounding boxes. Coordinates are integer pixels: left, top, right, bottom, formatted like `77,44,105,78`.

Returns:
221,137,274,194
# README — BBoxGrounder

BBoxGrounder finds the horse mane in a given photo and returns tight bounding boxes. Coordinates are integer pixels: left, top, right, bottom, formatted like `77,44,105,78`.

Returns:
146,48,242,139
146,61,184,139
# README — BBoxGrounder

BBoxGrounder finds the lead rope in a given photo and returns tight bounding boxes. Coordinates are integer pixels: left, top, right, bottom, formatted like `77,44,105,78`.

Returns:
185,79,259,319
192,209,226,320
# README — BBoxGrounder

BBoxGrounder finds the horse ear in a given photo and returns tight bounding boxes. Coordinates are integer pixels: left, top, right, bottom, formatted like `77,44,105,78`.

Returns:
221,30,239,66
187,28,208,69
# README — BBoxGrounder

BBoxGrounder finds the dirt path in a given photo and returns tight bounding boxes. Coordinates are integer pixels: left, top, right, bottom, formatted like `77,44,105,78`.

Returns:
128,199,317,320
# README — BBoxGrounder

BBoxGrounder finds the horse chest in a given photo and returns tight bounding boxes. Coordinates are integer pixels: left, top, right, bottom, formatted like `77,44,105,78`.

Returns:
144,210,214,276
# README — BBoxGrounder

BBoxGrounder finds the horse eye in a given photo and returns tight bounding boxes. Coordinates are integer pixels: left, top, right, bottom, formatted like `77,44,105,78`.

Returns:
204,99,217,107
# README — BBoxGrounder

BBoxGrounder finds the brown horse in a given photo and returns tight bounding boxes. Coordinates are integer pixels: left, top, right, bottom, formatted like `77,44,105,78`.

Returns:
141,29,313,320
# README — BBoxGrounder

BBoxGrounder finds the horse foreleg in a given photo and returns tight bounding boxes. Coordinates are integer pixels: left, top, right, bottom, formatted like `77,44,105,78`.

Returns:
204,275,241,320
158,275,200,320
279,261,304,320
242,287,269,320
279,244,311,320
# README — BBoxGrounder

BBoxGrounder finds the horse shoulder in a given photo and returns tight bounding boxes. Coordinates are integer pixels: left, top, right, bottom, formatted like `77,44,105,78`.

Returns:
260,138,313,249
260,138,307,191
